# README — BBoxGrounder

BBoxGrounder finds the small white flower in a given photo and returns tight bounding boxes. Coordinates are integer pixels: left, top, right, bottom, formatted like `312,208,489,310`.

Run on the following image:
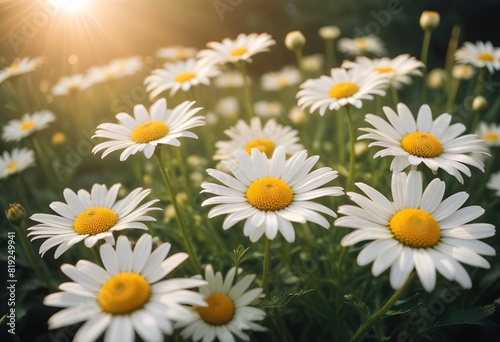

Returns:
0,147,35,179
2,110,55,142
156,46,198,61
486,171,500,196
476,121,500,147
254,101,283,118
52,74,94,96
261,66,301,91
86,56,143,84
455,41,500,73
0,57,42,84
338,35,387,57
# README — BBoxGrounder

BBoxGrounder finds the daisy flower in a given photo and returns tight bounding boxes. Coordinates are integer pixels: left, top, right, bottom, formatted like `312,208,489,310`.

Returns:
335,171,496,292
156,46,198,61
44,234,207,342
214,70,246,88
0,57,42,84
52,74,94,96
337,35,387,57
297,67,388,115
178,265,266,342
198,33,276,66
455,41,500,73
28,183,161,258
0,147,35,179
201,146,344,243
92,98,204,161
2,110,55,142
144,58,219,99
254,101,283,118
87,56,143,84
342,54,424,88
359,103,489,183
301,54,324,73
215,97,239,119
213,117,304,161
261,66,301,91
486,171,500,196
476,121,500,147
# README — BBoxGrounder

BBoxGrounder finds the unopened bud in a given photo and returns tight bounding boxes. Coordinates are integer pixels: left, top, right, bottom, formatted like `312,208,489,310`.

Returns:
420,11,440,31
452,64,475,80
472,96,488,112
6,203,25,226
285,31,306,51
51,132,66,146
426,68,447,89
318,26,341,40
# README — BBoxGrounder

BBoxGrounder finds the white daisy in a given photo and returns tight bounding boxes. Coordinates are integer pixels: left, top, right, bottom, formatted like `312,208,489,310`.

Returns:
214,70,246,88
144,58,219,99
261,66,301,91
201,146,344,243
198,33,276,66
44,234,207,342
92,98,204,161
297,67,388,115
28,183,161,258
2,110,55,142
342,54,424,88
0,57,42,84
214,117,304,161
359,103,489,183
300,54,324,73
476,121,500,147
86,56,143,84
455,41,500,73
0,147,35,179
156,46,198,61
52,74,94,96
253,101,283,118
178,265,266,342
452,64,475,80
335,170,496,292
337,35,387,57
215,97,239,119
486,171,500,196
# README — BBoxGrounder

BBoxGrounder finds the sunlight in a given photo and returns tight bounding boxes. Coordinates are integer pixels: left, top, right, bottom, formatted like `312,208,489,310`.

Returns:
50,0,90,12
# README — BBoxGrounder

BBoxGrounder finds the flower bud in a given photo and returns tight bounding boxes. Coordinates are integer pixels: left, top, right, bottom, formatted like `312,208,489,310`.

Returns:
452,64,475,80
420,11,440,31
6,203,25,226
285,31,306,51
426,68,447,89
472,96,488,112
51,132,66,146
318,26,341,40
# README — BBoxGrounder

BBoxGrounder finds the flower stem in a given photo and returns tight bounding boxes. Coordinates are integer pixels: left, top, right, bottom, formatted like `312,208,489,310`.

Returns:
345,105,356,191
295,48,305,80
350,272,416,342
473,67,486,97
420,29,433,103
155,147,201,274
445,78,461,113
262,238,272,294
324,39,337,71
390,85,399,108
336,110,345,166
238,61,255,120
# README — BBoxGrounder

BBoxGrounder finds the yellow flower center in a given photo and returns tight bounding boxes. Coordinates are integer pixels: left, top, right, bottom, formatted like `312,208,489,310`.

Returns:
174,71,196,83
355,38,368,50
389,208,440,248
328,82,359,99
6,162,17,173
478,52,494,62
401,132,443,158
73,207,118,235
246,177,293,211
277,76,289,87
10,62,20,71
99,272,151,315
244,139,276,158
130,121,169,143
374,66,394,74
20,121,36,131
483,132,499,142
230,47,248,57
196,293,235,326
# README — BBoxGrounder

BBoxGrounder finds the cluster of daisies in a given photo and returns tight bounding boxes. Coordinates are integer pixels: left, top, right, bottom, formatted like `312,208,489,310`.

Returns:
1,9,499,341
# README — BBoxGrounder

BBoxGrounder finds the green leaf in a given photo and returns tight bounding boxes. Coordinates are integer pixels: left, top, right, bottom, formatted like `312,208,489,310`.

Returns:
430,304,496,329
260,289,314,308
344,293,371,323
233,245,250,266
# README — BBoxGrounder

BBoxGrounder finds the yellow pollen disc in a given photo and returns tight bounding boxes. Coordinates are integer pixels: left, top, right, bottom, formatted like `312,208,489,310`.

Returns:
277,77,289,87
401,132,443,158
130,121,169,143
6,162,17,173
174,71,196,83
374,66,394,74
195,293,235,326
355,38,368,49
11,62,20,71
478,52,494,62
328,82,359,99
73,207,118,235
389,208,440,248
244,139,276,158
99,272,151,315
230,47,248,57
483,132,499,142
246,177,293,211
20,121,36,131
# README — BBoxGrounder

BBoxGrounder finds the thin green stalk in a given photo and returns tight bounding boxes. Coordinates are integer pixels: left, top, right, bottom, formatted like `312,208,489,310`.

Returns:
155,147,201,274
91,243,104,267
29,136,61,192
420,30,433,103
350,272,416,342
261,238,272,294
446,78,461,113
345,106,356,191
473,67,486,97
238,61,255,120
324,39,337,71
390,85,399,108
295,48,305,80
337,110,345,166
